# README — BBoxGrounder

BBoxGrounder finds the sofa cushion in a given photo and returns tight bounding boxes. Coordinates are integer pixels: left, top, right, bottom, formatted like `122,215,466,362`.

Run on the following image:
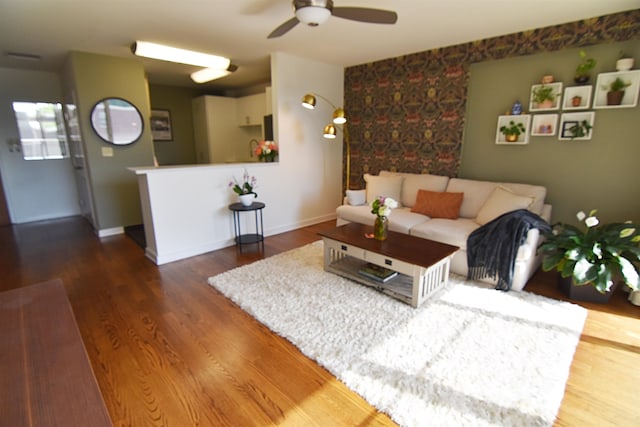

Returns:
364,174,404,204
380,171,449,207
445,178,497,219
345,189,367,206
410,218,480,249
499,183,547,215
475,186,534,225
446,178,547,218
336,206,429,234
411,190,463,219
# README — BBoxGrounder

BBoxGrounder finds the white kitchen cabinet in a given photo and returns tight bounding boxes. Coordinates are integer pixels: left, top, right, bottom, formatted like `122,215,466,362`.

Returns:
193,95,263,164
193,95,240,164
265,86,272,115
236,93,266,127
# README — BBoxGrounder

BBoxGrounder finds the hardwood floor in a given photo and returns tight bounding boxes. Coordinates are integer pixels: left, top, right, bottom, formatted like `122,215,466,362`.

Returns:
1,216,638,426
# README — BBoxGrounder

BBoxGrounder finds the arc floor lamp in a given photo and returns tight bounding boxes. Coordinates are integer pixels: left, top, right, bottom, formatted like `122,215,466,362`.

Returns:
301,93,351,190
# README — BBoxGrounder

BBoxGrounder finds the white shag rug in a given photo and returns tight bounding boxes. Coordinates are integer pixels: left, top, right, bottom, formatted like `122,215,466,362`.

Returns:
208,241,587,427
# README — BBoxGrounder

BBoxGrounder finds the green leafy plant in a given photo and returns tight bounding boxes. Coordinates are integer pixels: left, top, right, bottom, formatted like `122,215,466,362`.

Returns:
499,120,526,136
539,210,640,293
229,169,257,196
532,85,557,104
607,77,631,92
568,120,592,139
575,50,597,78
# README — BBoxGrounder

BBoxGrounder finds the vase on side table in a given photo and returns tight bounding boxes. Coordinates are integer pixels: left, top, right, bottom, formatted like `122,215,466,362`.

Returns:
239,194,255,207
374,216,388,241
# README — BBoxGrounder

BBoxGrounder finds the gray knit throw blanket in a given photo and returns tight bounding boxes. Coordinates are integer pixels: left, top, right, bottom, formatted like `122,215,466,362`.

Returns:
467,209,551,291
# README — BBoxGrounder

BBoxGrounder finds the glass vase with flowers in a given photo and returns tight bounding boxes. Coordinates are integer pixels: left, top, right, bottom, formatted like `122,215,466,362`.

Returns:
370,196,398,241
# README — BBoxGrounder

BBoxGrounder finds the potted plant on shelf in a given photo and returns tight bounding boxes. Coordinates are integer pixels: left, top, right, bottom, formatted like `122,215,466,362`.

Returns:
574,50,597,84
606,77,631,105
532,85,557,109
568,120,592,139
499,120,526,142
539,209,640,303
616,52,634,71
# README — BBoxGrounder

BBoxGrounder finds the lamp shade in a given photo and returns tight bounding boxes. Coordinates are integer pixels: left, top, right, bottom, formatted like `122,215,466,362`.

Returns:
332,108,346,124
295,6,331,26
323,123,337,139
301,93,316,109
132,41,231,69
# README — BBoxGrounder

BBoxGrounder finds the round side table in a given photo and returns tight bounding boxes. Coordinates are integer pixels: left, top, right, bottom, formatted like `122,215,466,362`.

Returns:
228,202,265,252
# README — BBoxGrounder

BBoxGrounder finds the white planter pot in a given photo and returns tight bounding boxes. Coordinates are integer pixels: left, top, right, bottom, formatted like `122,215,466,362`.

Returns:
239,194,255,207
616,58,634,71
629,290,640,306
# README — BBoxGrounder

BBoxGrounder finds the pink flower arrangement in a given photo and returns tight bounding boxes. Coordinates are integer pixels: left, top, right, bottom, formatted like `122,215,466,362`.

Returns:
255,140,278,162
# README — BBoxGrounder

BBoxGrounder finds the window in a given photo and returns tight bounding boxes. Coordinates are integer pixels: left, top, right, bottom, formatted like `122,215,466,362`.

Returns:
12,102,69,160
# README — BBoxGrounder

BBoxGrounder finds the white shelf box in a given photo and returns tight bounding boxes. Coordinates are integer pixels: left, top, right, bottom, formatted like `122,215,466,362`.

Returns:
529,82,562,111
559,112,595,141
531,114,558,136
495,114,531,145
563,86,592,110
593,70,640,109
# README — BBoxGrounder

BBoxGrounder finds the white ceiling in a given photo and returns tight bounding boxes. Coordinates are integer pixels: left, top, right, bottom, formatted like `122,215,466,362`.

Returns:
0,0,637,91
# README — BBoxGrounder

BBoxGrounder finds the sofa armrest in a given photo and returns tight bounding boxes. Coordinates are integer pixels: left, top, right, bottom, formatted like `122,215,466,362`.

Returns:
540,204,552,223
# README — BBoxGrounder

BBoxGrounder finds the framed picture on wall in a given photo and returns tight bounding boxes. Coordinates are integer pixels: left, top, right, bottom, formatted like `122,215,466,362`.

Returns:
561,121,578,139
150,109,172,141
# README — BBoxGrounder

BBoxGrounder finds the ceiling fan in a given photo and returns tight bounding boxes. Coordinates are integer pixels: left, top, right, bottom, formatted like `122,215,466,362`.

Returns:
268,0,397,39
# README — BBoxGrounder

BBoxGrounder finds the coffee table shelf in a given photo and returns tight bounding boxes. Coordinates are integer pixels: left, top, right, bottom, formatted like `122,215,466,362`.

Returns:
327,256,414,304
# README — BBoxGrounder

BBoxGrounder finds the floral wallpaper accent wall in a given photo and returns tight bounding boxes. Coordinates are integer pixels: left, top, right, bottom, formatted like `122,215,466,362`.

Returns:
344,10,640,190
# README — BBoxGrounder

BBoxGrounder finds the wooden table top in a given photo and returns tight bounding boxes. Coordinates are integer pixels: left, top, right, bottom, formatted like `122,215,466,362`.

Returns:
0,279,112,427
318,222,459,269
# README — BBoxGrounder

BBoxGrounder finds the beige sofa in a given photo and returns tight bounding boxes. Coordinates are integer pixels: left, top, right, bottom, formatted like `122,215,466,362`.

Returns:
336,171,552,291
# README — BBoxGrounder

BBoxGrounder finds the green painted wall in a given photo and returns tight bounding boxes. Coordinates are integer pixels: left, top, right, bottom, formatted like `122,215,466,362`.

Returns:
64,52,155,231
461,40,640,225
149,84,200,165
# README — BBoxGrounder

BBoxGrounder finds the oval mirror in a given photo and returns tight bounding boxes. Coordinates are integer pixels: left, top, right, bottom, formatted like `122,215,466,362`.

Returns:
90,97,144,145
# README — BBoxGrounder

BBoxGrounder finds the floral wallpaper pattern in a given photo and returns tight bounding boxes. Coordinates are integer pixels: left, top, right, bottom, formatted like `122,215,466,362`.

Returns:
344,10,640,190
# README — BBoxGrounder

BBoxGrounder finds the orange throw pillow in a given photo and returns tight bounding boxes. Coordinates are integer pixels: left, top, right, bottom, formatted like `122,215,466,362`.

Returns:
411,190,463,219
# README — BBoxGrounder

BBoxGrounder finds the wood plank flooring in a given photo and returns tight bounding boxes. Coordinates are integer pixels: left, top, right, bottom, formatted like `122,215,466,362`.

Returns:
1,216,638,426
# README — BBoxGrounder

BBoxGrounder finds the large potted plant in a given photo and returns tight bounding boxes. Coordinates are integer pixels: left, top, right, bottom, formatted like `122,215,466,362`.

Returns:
539,210,640,303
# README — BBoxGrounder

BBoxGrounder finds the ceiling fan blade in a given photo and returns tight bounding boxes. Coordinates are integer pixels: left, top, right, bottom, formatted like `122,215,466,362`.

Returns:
332,7,397,24
268,17,300,38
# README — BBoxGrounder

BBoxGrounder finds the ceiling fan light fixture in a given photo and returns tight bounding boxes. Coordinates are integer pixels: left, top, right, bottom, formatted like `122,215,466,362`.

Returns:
295,6,331,26
132,41,231,69
301,93,316,109
190,64,237,83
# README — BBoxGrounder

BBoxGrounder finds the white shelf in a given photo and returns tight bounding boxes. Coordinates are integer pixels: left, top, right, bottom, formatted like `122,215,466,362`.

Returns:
593,70,640,109
529,82,562,111
531,114,558,136
563,86,592,110
495,115,531,144
559,112,595,141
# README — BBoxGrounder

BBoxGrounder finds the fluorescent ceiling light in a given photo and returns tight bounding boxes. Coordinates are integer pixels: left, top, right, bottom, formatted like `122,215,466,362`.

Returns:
191,64,238,83
132,41,230,69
